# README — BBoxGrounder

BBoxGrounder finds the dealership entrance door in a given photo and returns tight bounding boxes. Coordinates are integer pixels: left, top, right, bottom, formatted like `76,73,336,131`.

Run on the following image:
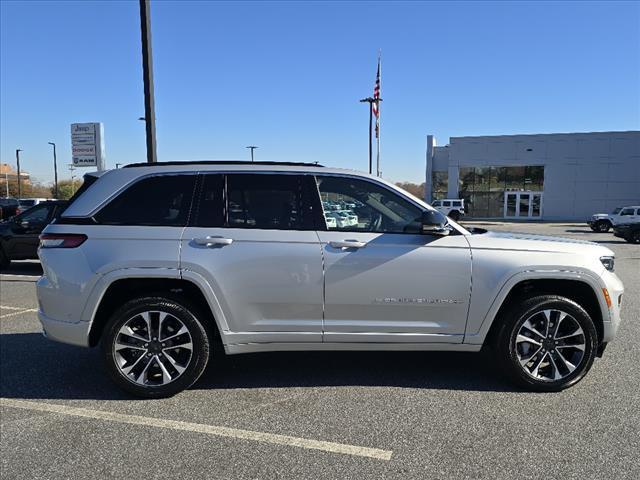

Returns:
504,192,543,219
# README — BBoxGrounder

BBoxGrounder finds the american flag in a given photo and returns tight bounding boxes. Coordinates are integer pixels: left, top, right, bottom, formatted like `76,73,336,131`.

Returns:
372,57,381,137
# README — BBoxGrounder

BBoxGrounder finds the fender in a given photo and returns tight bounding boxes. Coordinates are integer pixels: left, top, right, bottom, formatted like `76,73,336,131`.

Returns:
81,267,231,351
464,268,609,345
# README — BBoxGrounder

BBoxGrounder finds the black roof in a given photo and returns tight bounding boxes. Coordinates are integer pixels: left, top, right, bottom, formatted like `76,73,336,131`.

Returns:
123,161,324,169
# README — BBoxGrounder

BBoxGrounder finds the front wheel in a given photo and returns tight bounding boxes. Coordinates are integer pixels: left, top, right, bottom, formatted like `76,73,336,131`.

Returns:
494,295,598,391
101,296,210,398
595,220,611,232
448,210,461,221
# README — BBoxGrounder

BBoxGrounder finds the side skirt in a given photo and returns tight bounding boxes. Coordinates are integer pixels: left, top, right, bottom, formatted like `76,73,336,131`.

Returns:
225,342,482,355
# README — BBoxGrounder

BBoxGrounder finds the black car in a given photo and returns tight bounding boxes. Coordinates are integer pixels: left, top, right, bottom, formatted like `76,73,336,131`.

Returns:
613,222,640,244
0,198,20,221
0,200,67,269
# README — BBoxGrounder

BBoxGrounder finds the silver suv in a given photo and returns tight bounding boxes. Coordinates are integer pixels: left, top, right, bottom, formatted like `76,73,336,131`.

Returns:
37,162,624,397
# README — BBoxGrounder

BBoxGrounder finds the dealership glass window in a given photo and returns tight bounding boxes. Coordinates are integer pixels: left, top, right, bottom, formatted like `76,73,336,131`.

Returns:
457,165,544,217
431,171,448,200
524,166,544,191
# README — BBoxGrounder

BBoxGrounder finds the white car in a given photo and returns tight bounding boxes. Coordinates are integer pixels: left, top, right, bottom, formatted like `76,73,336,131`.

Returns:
588,206,640,232
324,215,337,228
37,161,623,397
431,199,465,221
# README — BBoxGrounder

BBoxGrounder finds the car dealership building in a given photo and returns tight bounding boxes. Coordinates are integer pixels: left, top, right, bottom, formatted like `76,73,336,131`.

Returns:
424,130,640,221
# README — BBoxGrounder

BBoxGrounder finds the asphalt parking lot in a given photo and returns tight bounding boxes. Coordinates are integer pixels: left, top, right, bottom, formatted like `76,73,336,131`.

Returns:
1,223,639,479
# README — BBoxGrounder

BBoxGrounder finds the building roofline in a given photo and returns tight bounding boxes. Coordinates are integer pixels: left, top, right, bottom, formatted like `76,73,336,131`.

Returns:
448,130,640,141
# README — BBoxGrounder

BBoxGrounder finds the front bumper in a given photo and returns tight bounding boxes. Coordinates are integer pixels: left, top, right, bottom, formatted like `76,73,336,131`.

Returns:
38,311,90,347
601,271,624,344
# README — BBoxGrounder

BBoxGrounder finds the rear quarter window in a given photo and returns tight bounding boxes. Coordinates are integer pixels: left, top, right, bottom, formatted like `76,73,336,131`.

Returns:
95,174,197,226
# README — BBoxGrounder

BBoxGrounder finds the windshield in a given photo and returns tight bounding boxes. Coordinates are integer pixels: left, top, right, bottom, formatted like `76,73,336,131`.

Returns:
612,207,622,214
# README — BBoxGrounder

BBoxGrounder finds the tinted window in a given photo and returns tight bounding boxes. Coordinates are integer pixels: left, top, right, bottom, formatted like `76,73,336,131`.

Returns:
18,204,50,223
194,174,225,227
620,208,635,216
19,200,36,207
97,174,196,226
226,174,310,230
316,176,423,234
452,201,462,207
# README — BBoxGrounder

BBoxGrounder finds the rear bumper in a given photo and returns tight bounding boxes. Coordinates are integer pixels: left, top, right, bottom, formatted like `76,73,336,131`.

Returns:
38,311,90,347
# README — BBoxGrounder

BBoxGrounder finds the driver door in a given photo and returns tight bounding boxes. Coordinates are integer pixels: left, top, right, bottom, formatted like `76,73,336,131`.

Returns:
315,175,472,344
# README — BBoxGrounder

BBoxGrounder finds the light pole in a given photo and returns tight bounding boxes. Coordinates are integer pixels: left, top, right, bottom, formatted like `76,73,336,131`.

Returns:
246,146,258,162
69,164,77,195
139,0,157,164
15,149,22,199
48,142,59,198
359,98,374,174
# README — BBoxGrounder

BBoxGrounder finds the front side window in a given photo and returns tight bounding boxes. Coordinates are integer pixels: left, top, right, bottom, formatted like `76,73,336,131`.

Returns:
226,174,311,230
432,200,441,207
18,204,50,224
316,175,423,234
620,208,635,216
96,174,196,226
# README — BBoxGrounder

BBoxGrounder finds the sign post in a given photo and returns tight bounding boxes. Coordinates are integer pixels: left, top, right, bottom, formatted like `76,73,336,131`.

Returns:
71,123,105,170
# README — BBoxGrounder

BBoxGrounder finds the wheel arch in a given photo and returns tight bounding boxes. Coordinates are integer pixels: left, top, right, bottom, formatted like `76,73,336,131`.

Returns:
481,276,605,348
86,271,227,348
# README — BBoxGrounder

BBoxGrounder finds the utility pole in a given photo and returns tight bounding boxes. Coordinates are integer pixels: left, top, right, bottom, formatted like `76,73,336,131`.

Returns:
139,0,157,163
246,146,258,162
359,98,374,174
48,142,59,198
69,164,77,195
15,149,22,199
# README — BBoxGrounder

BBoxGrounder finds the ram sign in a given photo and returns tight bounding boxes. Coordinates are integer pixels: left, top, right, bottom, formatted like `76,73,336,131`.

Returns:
71,123,105,169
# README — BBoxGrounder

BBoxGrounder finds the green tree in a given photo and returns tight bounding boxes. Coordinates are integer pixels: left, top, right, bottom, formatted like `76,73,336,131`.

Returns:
395,181,425,200
53,179,83,200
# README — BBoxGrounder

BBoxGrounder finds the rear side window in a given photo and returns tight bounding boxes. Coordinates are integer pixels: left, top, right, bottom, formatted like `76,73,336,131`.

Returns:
96,174,196,226
452,201,462,207
225,174,311,230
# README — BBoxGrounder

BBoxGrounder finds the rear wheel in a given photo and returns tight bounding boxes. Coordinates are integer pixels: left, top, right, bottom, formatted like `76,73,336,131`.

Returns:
494,295,597,391
595,220,611,232
627,231,640,244
448,210,461,221
101,296,210,398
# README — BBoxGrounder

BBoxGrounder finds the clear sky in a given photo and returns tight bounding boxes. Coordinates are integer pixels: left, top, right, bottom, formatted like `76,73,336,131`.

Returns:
1,0,639,185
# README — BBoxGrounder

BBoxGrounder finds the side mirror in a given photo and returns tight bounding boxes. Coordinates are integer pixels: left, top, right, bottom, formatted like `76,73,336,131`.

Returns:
421,210,451,236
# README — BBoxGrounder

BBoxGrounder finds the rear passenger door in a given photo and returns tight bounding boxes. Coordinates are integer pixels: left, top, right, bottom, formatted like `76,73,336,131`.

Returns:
180,173,324,345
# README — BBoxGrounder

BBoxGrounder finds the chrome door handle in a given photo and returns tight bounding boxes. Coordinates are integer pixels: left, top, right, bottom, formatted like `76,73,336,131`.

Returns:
194,236,233,247
329,240,366,249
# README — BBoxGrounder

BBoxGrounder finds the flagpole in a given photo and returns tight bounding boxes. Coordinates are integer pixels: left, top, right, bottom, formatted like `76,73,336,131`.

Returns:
375,52,382,177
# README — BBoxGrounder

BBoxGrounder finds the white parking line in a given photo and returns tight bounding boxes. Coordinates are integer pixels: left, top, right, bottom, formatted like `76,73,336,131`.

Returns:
0,308,37,319
0,398,393,461
0,305,25,310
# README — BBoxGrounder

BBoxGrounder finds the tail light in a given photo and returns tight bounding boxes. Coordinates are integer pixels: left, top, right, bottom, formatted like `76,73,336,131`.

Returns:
39,233,87,249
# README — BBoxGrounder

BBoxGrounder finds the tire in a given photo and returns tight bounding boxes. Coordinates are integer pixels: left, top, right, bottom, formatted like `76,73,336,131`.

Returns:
0,248,10,270
101,296,211,398
627,231,640,244
595,220,611,233
494,295,598,392
448,210,461,222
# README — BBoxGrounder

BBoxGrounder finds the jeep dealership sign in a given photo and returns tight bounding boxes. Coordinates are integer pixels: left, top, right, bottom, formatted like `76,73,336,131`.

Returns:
71,123,105,169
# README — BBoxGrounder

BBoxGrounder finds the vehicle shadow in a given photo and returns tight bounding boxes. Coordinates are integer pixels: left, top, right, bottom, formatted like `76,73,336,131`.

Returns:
0,332,518,401
0,261,43,276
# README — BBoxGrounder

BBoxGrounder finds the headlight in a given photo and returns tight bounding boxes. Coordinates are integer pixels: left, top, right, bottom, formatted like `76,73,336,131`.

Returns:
600,256,615,272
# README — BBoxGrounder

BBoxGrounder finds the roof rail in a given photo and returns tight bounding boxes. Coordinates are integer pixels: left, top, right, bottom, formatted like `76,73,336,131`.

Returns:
122,160,324,168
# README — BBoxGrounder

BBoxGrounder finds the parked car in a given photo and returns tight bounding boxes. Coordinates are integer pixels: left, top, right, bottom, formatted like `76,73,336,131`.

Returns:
0,197,20,220
37,162,623,397
613,222,640,244
588,206,640,232
0,200,67,269
431,199,465,221
18,198,50,210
